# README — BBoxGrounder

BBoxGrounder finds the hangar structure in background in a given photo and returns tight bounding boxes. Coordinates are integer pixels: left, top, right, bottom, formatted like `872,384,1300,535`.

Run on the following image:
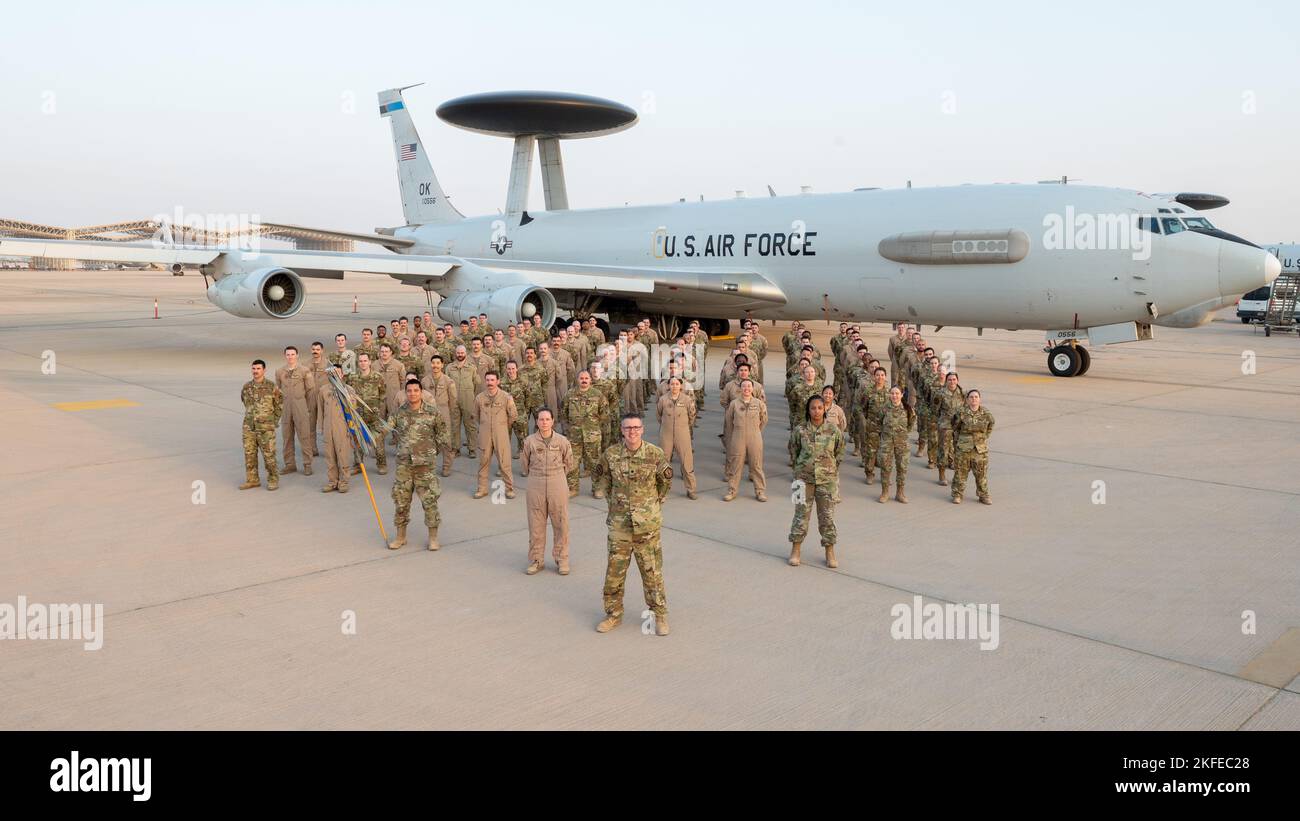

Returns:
0,218,361,270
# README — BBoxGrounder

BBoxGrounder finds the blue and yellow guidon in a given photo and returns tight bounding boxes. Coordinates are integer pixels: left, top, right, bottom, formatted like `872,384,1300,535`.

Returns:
379,100,405,115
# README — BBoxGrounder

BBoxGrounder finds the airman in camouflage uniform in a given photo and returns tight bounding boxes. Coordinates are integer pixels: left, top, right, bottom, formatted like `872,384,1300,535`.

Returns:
519,347,546,431
387,379,451,551
347,352,387,475
786,364,824,440
951,390,995,505
329,333,357,376
498,360,531,457
563,370,609,496
876,386,916,503
788,395,844,568
593,414,673,637
240,359,283,490
933,372,964,487
861,368,891,483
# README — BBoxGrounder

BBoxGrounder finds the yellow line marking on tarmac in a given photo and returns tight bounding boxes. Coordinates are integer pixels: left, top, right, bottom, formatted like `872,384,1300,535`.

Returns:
1014,376,1057,384
53,399,140,412
1238,627,1300,688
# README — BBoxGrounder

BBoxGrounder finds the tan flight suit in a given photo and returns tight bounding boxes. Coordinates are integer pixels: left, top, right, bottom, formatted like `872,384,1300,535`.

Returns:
474,388,518,494
421,371,459,474
317,387,352,491
656,391,697,495
447,359,482,455
377,358,406,421
719,380,766,445
306,356,327,457
470,351,494,384
275,363,315,472
520,431,575,567
724,396,768,497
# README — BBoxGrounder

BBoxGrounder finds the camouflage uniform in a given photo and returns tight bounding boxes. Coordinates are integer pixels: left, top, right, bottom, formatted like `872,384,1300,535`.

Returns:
788,420,844,547
861,382,891,482
499,372,531,455
389,401,450,529
933,385,965,472
241,379,282,485
951,405,995,502
519,362,546,429
786,376,824,438
563,386,609,494
594,373,622,449
876,401,916,495
328,347,357,377
398,352,425,384
593,441,672,620
347,370,387,472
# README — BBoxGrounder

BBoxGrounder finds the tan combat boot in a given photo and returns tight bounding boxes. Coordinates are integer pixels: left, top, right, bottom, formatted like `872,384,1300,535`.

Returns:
388,524,407,550
428,527,440,551
979,496,992,506
878,488,889,503
596,615,622,633
655,614,670,636
281,465,297,475
756,490,767,502
303,464,313,476
266,477,278,491
788,540,802,567
722,490,737,502
526,560,543,575
825,544,838,569
937,468,948,486
896,484,908,504
952,495,963,504
557,559,570,575
239,478,260,490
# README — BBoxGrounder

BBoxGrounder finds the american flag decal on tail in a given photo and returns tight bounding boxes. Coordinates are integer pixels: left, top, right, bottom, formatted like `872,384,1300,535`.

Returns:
399,143,417,162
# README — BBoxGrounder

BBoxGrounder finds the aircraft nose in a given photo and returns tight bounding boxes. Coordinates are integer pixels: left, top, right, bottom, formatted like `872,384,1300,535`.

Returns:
1219,241,1281,297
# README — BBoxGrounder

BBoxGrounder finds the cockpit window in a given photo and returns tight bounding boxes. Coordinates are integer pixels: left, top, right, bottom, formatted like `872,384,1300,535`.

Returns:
1162,218,1187,235
1138,216,1161,234
1173,207,1186,214
1183,217,1214,230
1157,208,1172,214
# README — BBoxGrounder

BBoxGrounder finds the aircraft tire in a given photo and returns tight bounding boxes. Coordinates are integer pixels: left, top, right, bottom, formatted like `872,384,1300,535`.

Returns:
1047,345,1082,377
1076,346,1091,376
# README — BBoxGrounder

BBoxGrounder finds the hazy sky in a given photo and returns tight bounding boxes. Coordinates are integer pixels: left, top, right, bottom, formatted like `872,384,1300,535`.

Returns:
3,0,1297,240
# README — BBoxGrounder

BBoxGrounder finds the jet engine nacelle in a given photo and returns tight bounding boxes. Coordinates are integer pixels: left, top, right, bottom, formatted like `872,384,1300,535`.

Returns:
206,267,305,319
436,284,556,330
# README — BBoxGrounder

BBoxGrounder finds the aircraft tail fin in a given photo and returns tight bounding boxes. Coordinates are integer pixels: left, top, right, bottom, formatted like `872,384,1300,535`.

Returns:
378,86,463,226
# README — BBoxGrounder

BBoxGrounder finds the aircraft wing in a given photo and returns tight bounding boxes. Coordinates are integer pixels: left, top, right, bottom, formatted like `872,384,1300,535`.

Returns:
0,238,455,279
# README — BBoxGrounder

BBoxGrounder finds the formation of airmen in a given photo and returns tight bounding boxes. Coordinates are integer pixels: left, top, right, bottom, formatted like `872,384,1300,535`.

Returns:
239,310,995,636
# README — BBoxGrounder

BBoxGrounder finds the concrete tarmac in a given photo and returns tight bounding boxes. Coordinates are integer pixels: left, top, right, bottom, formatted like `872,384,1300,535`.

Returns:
1,269,1297,729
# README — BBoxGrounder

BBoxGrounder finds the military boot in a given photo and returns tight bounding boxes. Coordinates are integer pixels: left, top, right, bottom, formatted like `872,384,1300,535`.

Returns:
239,478,260,490
655,614,670,636
557,559,570,575
896,484,908,504
937,468,948,486
952,495,963,504
596,615,622,633
825,544,838,569
979,496,992,506
388,524,407,550
428,527,440,551
788,540,802,566
266,477,278,491
878,488,889,503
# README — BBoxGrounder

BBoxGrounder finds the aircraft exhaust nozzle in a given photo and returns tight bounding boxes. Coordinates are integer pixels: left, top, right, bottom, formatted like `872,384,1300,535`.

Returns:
1218,241,1281,297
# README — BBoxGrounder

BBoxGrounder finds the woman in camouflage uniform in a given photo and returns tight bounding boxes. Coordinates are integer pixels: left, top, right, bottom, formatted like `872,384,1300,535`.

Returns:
951,389,995,505
787,395,845,569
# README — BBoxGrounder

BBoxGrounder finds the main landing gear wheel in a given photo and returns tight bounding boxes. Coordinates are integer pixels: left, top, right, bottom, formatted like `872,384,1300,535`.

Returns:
1076,346,1091,376
1047,345,1084,377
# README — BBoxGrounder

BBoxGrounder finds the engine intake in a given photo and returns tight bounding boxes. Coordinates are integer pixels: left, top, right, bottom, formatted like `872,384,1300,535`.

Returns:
437,285,556,330
206,268,305,319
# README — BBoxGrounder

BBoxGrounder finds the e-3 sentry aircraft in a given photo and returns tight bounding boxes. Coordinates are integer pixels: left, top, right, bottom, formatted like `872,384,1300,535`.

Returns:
1,87,1280,377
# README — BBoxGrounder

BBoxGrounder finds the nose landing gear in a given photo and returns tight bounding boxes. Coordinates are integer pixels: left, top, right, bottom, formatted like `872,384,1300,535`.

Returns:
1046,342,1090,377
